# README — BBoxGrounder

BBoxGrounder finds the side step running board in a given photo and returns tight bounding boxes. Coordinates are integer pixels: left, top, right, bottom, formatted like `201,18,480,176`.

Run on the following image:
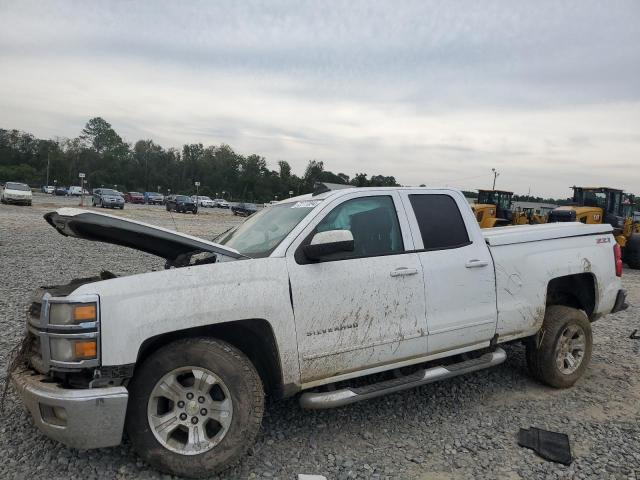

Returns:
299,347,506,409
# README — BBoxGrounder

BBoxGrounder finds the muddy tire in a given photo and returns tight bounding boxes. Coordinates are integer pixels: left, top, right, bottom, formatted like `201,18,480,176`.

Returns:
624,234,640,269
525,305,592,388
126,338,264,478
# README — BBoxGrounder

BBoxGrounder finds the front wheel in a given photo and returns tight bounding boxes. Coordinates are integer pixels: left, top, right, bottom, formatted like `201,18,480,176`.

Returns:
526,305,592,388
126,338,264,478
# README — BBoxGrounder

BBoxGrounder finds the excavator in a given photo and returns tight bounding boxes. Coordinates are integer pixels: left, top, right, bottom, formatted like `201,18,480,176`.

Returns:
472,189,547,228
548,187,640,268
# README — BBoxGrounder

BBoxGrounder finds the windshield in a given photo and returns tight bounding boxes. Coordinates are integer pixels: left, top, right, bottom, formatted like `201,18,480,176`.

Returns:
176,195,190,201
217,200,321,258
6,182,29,191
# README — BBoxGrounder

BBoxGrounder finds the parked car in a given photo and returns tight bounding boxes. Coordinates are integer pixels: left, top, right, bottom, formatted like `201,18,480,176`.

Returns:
263,200,279,207
54,186,68,196
144,192,164,205
1,181,32,205
213,198,230,208
67,186,84,196
92,188,124,209
191,195,215,208
231,202,258,216
41,185,55,194
124,192,145,204
12,186,627,477
166,194,197,214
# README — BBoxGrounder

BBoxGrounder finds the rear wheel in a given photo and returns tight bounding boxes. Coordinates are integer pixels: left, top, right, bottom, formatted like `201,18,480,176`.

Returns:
126,338,264,478
624,234,640,269
526,305,592,388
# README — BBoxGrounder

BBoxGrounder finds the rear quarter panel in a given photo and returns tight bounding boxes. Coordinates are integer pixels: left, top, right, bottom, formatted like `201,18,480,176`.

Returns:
491,233,620,342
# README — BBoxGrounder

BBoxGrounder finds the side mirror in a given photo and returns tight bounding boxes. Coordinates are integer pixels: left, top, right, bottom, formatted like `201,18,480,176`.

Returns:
303,230,354,261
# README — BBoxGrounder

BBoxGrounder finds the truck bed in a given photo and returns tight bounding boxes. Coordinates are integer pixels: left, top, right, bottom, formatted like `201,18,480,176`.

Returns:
482,222,612,246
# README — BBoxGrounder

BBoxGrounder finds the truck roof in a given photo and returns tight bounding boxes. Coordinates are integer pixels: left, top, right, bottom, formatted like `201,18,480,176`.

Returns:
286,184,461,204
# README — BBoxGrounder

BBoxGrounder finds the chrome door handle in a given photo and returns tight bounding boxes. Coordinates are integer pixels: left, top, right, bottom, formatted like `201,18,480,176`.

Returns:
390,267,418,277
465,259,489,268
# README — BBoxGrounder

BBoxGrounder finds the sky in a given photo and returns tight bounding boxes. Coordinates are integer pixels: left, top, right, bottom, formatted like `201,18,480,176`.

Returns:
1,0,639,198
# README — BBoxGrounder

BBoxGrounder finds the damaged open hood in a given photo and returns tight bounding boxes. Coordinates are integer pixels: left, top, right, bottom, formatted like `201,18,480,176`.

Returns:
44,208,245,263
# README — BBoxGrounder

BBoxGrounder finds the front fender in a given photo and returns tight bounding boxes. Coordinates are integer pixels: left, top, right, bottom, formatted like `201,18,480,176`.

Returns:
72,258,300,385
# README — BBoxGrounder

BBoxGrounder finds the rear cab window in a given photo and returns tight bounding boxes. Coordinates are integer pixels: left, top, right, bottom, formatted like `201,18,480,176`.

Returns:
407,194,471,250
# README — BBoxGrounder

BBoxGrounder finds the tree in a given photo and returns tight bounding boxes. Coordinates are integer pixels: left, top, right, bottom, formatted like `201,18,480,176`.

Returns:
80,117,127,155
278,160,291,179
351,173,368,187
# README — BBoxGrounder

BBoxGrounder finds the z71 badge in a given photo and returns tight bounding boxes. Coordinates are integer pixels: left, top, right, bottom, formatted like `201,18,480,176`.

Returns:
597,237,611,244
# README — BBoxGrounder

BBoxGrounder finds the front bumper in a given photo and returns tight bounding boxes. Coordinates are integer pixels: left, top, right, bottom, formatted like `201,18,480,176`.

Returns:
611,289,628,313
4,196,31,204
11,369,128,449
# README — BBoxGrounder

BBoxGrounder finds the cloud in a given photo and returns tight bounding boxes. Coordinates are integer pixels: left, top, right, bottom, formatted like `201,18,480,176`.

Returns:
0,0,639,197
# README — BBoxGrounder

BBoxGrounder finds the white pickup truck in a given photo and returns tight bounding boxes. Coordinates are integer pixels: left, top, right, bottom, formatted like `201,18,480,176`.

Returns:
11,185,627,478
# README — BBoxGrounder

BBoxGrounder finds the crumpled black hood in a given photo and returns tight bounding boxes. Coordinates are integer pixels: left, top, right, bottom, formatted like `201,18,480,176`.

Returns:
44,208,244,263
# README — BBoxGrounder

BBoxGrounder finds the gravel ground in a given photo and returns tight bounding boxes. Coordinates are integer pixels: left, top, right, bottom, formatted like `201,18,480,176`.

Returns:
1,194,639,480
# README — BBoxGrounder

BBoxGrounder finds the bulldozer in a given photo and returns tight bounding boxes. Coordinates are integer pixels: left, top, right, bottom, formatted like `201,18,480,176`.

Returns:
548,187,640,268
472,189,547,228
472,190,513,228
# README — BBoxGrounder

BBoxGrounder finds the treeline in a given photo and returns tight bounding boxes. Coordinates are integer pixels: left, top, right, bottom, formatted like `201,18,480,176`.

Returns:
0,117,398,201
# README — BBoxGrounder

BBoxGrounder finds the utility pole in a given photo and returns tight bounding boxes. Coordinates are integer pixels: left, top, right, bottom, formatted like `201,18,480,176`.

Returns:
491,168,500,190
79,172,85,206
46,152,50,187
195,181,200,214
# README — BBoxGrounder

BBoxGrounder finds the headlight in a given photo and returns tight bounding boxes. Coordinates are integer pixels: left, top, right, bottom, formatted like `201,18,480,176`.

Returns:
49,303,97,325
50,338,97,362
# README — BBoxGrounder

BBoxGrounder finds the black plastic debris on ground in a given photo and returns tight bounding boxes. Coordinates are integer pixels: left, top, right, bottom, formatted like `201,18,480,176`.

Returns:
518,427,572,466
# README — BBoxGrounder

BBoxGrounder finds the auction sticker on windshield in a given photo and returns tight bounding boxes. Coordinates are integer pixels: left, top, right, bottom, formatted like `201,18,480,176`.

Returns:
292,201,321,208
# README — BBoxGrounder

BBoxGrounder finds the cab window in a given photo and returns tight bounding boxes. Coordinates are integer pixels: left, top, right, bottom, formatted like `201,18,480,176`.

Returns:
314,195,404,259
409,194,470,250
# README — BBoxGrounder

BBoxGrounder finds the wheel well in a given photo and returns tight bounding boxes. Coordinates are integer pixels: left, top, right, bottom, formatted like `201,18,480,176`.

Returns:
136,319,284,398
546,273,596,320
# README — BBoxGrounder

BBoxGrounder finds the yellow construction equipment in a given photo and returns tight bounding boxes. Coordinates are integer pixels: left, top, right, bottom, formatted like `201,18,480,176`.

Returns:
472,189,547,228
548,187,640,268
472,190,513,228
517,207,547,225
